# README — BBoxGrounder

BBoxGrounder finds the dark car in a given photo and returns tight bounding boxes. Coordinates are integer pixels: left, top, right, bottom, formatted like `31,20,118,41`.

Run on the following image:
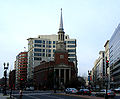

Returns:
78,89,91,95
95,89,115,97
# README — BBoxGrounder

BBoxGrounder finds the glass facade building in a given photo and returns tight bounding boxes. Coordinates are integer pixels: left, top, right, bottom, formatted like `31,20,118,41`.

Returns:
109,24,120,87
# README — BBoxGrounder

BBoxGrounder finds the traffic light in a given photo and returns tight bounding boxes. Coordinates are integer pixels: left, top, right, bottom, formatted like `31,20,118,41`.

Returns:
106,60,109,68
21,78,23,81
20,78,24,89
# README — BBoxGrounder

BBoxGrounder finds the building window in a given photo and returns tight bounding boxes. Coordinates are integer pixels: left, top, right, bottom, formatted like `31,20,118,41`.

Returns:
34,53,41,56
49,45,51,48
48,54,51,57
53,49,55,52
68,58,76,61
35,40,42,43
43,53,45,57
53,45,55,48
66,36,67,39
43,45,45,47
46,41,49,44
34,44,41,47
43,40,45,44
34,48,41,52
68,49,76,52
53,41,55,44
68,45,76,48
49,41,51,44
43,49,45,52
34,57,41,60
49,49,51,52
68,54,75,57
67,41,76,44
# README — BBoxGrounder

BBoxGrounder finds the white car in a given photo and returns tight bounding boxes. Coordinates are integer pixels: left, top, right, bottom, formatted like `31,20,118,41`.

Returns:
114,87,120,93
65,88,78,94
26,87,34,91
95,89,115,97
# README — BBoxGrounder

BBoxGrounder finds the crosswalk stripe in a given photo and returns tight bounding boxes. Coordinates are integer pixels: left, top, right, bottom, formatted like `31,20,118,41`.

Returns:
13,93,51,96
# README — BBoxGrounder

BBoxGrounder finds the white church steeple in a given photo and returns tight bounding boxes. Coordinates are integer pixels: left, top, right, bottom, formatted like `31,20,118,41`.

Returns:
58,8,65,43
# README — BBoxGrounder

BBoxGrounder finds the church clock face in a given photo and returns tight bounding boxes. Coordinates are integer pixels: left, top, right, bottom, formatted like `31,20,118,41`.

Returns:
60,55,64,59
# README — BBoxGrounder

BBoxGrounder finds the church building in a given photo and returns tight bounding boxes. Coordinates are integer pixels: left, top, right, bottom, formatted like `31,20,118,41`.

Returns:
34,9,77,90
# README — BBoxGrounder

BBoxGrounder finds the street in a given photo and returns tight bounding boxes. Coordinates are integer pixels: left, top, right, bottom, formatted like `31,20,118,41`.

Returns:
11,90,120,99
12,90,85,99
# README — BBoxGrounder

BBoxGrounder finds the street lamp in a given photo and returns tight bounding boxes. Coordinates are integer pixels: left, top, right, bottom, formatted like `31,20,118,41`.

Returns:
54,69,56,93
3,62,9,95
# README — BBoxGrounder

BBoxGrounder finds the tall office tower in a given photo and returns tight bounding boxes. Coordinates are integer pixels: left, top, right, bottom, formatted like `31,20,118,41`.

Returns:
109,24,120,88
27,10,77,81
15,52,28,89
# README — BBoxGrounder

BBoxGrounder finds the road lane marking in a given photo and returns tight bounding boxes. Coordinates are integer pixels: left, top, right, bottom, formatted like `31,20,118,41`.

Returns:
41,94,64,99
12,93,51,96
26,95,40,99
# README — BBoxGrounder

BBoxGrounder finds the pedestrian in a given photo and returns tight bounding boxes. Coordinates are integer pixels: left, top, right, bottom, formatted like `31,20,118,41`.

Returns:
19,90,23,99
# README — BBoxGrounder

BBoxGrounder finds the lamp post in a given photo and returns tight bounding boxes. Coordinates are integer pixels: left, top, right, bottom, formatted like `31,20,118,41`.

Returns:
3,62,9,95
54,69,56,93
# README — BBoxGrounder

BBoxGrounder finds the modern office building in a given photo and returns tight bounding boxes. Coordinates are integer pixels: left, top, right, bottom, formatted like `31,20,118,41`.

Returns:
27,10,77,81
15,52,28,89
109,24,120,88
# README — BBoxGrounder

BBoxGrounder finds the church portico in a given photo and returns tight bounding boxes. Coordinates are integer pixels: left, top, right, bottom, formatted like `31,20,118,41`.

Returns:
54,67,71,85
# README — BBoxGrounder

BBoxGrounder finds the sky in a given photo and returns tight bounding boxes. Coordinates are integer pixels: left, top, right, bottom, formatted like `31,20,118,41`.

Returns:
0,0,120,78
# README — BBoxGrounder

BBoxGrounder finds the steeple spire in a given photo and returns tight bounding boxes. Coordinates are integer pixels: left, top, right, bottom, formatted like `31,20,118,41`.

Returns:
56,8,66,51
59,8,64,31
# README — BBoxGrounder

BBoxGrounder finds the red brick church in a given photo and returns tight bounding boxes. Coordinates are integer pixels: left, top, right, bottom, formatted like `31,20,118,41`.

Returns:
34,9,77,90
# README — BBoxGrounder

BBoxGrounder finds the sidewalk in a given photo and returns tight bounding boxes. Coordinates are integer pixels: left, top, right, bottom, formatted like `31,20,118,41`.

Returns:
0,93,10,99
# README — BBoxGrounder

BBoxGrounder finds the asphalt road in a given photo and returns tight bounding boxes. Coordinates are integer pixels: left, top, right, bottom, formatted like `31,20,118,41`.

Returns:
12,90,85,99
10,90,120,99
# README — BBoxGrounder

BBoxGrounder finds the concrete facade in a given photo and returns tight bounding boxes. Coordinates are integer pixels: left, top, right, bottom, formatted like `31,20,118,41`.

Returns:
92,51,106,89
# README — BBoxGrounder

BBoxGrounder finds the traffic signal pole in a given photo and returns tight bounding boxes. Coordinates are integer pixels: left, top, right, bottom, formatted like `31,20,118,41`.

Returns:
105,59,109,99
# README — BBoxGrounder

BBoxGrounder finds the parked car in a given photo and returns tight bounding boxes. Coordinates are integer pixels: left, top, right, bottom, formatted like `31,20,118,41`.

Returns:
78,89,91,95
95,89,115,97
114,87,120,93
26,87,34,91
65,88,78,94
